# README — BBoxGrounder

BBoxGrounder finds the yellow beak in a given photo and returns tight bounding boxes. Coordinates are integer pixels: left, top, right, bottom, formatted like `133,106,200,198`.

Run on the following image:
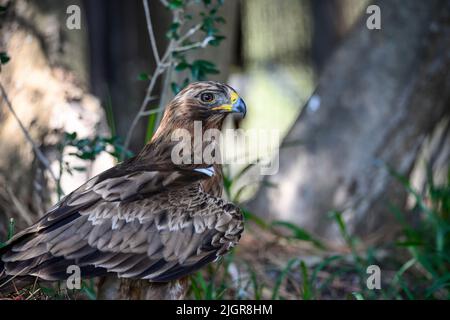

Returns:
211,92,247,117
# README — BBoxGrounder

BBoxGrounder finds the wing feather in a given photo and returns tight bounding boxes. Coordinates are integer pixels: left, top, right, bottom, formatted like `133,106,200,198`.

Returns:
1,167,243,286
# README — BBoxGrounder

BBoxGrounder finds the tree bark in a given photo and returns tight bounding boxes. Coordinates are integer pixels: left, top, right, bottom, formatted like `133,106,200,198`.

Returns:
0,1,113,237
83,0,172,153
246,0,450,240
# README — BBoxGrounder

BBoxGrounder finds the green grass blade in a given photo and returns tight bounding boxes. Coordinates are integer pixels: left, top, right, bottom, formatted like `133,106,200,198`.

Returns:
271,220,325,249
300,261,312,300
271,258,298,300
145,112,157,143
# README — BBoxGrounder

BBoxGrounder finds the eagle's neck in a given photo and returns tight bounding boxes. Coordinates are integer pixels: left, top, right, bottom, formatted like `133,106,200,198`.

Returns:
143,115,226,162
137,118,225,197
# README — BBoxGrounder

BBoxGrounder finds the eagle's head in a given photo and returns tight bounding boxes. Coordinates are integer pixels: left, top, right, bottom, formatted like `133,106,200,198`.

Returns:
153,81,247,139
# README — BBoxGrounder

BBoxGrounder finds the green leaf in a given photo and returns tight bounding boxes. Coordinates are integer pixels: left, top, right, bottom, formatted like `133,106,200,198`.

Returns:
39,286,58,298
271,220,325,249
215,16,226,24
310,255,343,288
201,17,219,36
145,112,157,143
189,273,203,300
222,174,232,198
65,131,77,141
175,61,190,72
209,35,225,46
171,82,181,95
272,258,298,300
0,52,10,65
138,72,150,81
242,208,270,229
248,266,262,300
168,0,184,10
166,22,180,39
81,281,97,300
392,258,416,286
171,78,189,95
352,292,365,300
7,218,15,240
300,261,312,300
190,60,219,80
425,274,450,298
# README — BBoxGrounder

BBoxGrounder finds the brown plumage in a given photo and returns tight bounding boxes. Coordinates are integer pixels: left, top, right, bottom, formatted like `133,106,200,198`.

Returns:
0,81,247,299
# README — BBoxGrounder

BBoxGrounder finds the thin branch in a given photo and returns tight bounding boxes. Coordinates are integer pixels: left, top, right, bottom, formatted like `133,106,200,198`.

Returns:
159,0,170,8
122,64,165,155
156,62,173,127
5,185,34,225
0,82,58,182
143,0,160,65
122,6,205,158
178,23,202,43
140,107,165,116
122,27,177,155
172,36,215,53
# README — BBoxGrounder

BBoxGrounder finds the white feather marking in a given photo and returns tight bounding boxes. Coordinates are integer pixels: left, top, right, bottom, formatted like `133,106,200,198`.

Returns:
112,216,119,230
194,166,215,177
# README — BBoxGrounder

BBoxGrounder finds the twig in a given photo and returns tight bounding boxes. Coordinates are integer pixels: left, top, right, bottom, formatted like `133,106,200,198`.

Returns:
156,63,173,126
140,107,165,116
5,185,34,226
178,23,202,43
172,36,215,53
122,63,165,156
143,0,160,65
122,5,207,158
25,287,41,300
159,0,170,8
0,82,58,182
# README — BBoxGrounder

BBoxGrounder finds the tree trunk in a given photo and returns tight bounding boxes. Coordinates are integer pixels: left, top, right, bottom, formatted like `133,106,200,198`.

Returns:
83,0,172,153
246,0,450,240
0,1,113,237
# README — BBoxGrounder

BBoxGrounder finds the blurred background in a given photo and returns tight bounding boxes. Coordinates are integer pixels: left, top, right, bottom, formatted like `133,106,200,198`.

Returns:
0,0,449,299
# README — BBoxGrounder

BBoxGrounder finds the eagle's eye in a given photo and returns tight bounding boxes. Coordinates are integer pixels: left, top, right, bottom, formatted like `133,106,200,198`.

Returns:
200,92,215,103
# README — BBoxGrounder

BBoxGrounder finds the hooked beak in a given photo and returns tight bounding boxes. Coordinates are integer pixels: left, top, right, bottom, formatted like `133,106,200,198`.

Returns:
231,97,247,117
211,92,247,118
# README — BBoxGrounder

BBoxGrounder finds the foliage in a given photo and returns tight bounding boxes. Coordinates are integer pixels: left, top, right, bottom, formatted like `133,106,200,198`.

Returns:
0,52,9,65
141,0,226,143
0,218,15,248
1,0,448,302
187,165,450,300
54,131,132,199
170,2,225,88
60,132,132,163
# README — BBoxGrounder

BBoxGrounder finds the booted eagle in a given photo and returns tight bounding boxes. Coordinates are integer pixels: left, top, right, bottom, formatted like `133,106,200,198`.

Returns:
0,81,246,299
